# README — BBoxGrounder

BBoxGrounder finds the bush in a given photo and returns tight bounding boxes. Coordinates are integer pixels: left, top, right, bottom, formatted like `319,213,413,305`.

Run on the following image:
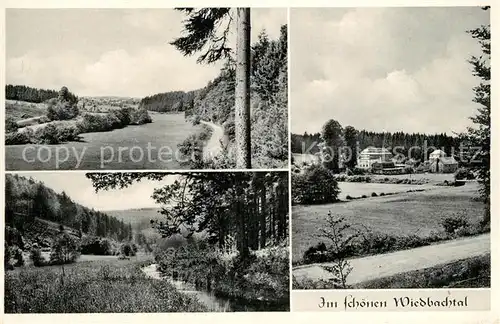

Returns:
361,195,368,198
371,192,378,197
346,195,353,200
6,117,19,133
455,167,474,181
192,115,201,125
130,108,152,125
50,233,80,265
34,123,59,144
292,164,340,205
46,98,79,121
5,130,32,145
380,192,385,196
303,242,328,263
30,248,47,267
80,237,113,255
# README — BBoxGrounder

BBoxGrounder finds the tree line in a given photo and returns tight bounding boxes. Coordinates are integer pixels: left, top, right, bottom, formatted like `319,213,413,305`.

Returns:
86,172,289,258
292,126,460,168
5,174,133,242
138,90,199,113
6,84,78,104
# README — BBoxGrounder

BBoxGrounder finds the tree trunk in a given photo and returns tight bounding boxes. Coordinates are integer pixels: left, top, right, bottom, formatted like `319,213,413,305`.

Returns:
235,8,251,169
260,184,267,249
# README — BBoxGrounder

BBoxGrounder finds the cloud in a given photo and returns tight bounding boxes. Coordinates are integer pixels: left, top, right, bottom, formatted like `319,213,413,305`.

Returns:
6,8,286,98
291,7,489,135
7,45,222,97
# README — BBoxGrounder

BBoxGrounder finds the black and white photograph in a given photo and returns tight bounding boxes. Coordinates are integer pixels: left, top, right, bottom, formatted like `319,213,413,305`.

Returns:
4,171,290,312
5,8,288,170
290,7,491,290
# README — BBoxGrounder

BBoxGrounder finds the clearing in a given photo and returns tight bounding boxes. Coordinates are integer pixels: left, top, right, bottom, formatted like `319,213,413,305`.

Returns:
292,182,483,263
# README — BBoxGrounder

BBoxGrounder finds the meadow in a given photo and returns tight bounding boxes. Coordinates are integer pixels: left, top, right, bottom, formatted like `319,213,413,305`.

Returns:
5,100,46,121
292,182,483,263
4,254,207,313
5,113,200,170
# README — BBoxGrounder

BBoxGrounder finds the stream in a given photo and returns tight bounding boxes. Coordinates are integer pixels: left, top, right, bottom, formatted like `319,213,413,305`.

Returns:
142,263,286,312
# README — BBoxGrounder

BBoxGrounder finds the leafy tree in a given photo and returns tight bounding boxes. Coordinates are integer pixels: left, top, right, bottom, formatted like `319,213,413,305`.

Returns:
292,164,340,205
46,86,79,121
50,233,80,265
319,212,358,289
86,172,289,259
343,126,358,169
466,6,490,226
320,119,345,172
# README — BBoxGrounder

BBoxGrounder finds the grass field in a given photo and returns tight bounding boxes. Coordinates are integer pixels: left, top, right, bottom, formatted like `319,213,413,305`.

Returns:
6,113,200,170
6,100,46,121
353,253,490,289
337,182,434,200
292,182,483,263
4,254,207,313
370,173,455,184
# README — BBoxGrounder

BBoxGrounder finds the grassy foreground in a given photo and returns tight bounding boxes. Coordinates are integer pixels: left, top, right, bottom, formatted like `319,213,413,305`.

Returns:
293,254,490,290
292,183,484,263
353,253,491,289
4,259,207,313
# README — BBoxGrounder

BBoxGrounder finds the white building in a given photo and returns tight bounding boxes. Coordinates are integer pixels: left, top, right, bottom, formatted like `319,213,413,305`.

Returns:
429,149,446,161
356,146,393,169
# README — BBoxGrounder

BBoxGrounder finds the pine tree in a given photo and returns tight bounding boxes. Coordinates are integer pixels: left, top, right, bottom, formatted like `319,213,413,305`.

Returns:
467,6,490,225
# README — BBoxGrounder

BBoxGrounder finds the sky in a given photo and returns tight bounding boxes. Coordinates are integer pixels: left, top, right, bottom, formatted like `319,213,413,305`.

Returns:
20,172,178,211
291,7,490,135
6,8,286,98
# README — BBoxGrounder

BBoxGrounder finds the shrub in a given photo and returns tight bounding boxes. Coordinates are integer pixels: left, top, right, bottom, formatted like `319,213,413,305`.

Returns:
30,248,46,267
34,123,59,144
380,192,385,196
361,195,368,198
442,215,469,234
192,115,201,125
292,164,340,205
49,233,80,265
5,130,32,145
46,98,79,121
371,192,378,197
130,108,152,125
346,195,353,200
80,237,113,255
6,117,19,133
455,167,474,181
303,242,328,264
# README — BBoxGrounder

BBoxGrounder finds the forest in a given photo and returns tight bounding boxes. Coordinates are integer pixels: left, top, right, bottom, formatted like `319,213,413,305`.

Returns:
5,174,133,242
6,84,78,104
86,171,289,255
168,23,287,168
292,126,460,164
138,90,199,113
86,171,290,306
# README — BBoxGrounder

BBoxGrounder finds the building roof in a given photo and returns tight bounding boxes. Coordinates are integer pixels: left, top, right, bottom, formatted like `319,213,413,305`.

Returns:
360,146,392,155
430,149,446,156
438,157,458,165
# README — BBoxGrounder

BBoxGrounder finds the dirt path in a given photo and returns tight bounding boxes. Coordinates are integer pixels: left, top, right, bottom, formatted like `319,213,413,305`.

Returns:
293,233,490,285
200,120,225,161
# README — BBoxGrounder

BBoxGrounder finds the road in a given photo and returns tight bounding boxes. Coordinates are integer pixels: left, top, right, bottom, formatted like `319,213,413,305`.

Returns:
200,120,225,161
293,234,490,285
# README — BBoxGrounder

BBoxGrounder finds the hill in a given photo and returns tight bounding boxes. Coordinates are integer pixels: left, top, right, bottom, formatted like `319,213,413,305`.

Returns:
138,90,200,113
106,207,163,231
5,174,133,246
